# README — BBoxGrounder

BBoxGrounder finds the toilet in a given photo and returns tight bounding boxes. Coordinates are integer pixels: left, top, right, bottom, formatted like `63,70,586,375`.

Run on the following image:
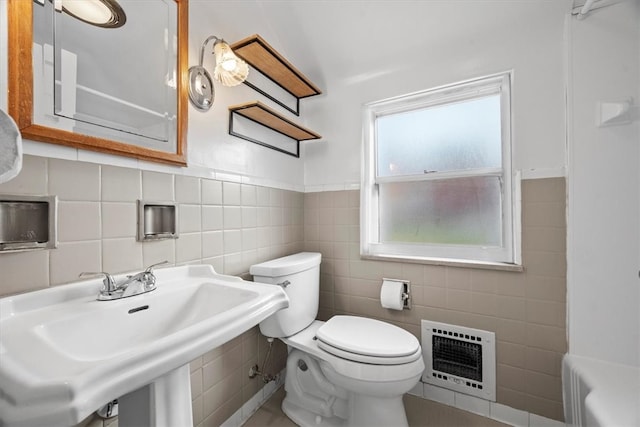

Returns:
250,252,424,427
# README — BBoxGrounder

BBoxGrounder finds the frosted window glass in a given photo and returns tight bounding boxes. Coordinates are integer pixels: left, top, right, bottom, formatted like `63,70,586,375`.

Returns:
378,177,502,246
376,95,501,177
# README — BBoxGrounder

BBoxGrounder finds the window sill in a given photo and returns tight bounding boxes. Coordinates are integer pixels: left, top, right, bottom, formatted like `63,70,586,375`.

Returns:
360,253,524,272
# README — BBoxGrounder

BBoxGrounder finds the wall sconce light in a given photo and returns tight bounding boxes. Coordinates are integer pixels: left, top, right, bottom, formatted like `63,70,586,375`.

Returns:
188,35,249,112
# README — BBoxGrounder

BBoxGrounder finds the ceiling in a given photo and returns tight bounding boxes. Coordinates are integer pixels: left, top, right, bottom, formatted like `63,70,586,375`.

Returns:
190,0,573,91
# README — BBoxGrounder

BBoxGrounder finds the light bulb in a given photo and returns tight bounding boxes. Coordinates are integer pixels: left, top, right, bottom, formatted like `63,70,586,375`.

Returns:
221,59,238,72
213,42,249,87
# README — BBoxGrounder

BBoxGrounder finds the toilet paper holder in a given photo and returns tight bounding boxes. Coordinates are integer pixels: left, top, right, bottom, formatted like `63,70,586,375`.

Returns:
382,278,412,310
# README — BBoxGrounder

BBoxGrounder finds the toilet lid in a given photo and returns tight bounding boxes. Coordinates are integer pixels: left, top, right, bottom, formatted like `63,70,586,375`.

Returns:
316,316,420,362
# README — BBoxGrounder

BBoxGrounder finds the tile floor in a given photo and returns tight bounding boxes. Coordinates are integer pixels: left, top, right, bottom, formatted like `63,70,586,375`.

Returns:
244,387,509,427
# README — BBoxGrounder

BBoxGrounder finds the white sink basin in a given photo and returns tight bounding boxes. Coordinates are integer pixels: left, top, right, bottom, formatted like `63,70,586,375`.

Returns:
0,265,288,426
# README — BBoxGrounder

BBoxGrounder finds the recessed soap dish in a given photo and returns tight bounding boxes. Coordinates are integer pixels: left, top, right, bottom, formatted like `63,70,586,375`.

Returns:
0,194,57,252
137,200,178,242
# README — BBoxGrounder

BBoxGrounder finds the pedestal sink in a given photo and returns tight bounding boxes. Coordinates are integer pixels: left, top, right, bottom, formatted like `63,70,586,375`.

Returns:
0,265,289,426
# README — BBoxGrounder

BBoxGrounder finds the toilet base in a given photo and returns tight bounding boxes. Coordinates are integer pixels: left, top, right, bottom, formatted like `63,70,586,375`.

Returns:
282,393,409,427
282,397,344,427
347,394,408,427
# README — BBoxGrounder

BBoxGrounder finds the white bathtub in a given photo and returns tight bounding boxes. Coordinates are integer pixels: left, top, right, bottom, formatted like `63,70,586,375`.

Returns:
562,354,640,427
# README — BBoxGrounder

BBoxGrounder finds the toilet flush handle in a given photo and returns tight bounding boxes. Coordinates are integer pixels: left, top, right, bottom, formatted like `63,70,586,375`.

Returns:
277,280,291,288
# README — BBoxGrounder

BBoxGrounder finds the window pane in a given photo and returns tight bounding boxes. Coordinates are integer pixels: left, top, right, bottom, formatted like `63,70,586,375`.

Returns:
378,177,502,246
376,95,501,177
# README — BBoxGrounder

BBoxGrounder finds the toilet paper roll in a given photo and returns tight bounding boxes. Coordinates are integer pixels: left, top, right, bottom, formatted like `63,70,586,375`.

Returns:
380,280,405,310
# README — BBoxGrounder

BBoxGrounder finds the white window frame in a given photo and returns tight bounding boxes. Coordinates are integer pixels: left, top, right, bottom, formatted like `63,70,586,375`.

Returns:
361,72,521,268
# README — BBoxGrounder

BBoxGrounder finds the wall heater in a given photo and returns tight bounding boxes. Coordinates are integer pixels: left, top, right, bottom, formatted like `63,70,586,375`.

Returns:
421,320,496,401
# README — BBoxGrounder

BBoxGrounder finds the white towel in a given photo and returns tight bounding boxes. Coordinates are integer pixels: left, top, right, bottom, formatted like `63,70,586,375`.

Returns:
0,108,22,184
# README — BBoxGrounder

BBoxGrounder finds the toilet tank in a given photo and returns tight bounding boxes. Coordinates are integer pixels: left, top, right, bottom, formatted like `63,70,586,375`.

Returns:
250,252,321,338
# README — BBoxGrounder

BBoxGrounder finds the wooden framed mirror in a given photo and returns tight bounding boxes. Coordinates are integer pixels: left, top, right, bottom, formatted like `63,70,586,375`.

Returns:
7,0,188,166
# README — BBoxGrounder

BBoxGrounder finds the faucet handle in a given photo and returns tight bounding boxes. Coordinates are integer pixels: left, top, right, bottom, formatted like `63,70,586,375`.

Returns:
144,260,169,274
79,271,117,292
139,261,169,291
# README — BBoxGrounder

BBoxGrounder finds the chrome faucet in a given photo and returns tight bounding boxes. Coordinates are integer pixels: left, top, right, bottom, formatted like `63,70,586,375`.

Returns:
80,261,169,301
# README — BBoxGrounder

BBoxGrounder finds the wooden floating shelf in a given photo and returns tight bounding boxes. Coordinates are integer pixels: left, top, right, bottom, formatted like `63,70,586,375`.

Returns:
229,101,321,141
231,34,322,100
228,101,321,158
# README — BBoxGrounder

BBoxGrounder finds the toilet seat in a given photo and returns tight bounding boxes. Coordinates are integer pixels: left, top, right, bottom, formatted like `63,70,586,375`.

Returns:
317,340,422,365
284,320,425,384
316,316,421,365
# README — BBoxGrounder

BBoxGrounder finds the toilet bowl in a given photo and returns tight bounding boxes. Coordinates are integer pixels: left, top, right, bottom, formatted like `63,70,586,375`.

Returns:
250,253,425,427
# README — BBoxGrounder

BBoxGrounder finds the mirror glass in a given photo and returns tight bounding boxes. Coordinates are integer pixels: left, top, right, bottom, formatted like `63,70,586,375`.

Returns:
9,0,187,165
32,0,177,151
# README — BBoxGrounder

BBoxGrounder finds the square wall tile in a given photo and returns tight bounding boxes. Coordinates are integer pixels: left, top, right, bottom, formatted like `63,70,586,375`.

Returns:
454,393,491,417
242,229,257,251
242,207,257,228
176,175,201,204
224,207,243,229
57,202,101,242
522,178,565,203
270,207,283,226
0,155,47,195
522,201,566,228
102,238,143,274
202,206,223,231
223,182,241,206
142,239,176,266
176,233,202,263
102,165,141,202
50,241,101,285
525,324,567,352
269,188,282,207
526,299,564,327
180,204,202,233
142,170,174,201
423,383,455,406
525,276,566,303
49,159,100,201
102,202,137,238
256,186,270,207
256,207,270,227
202,179,223,205
224,230,242,254
203,231,224,258
241,184,257,206
0,250,49,296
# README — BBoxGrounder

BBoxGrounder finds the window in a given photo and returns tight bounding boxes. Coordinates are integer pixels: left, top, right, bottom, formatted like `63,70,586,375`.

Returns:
361,72,519,266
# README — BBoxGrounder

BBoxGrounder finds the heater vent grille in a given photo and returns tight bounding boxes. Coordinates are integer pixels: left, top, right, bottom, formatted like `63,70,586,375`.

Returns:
422,320,496,401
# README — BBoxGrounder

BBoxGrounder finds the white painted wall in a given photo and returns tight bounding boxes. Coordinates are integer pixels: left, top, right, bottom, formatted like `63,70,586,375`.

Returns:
301,1,570,188
567,0,640,367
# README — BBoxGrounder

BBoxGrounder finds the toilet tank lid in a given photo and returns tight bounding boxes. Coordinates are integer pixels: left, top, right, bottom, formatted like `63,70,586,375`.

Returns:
250,252,321,277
